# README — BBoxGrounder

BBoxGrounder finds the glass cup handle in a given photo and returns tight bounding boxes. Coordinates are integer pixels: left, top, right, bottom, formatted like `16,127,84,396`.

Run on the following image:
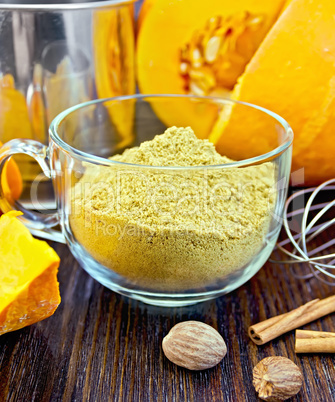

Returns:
0,138,66,244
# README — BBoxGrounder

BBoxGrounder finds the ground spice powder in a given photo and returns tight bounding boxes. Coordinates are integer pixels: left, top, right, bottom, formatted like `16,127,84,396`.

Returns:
70,127,275,291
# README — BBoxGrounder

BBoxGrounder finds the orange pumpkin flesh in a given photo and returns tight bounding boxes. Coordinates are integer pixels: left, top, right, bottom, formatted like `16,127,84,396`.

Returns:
136,0,285,137
0,211,61,335
210,0,335,185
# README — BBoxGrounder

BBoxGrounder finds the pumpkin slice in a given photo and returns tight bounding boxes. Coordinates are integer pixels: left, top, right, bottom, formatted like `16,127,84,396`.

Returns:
0,74,38,183
29,64,47,143
0,74,33,143
0,211,61,335
94,6,135,149
136,0,285,137
210,0,335,185
0,141,23,202
137,0,154,31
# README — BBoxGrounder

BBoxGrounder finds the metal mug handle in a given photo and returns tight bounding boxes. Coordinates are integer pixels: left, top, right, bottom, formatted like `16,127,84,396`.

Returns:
0,138,66,244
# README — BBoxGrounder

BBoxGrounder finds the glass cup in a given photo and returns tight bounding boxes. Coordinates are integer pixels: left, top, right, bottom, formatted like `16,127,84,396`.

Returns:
0,95,293,306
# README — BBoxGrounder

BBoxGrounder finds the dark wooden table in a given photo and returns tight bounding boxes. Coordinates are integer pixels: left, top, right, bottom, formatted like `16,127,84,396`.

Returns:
0,225,334,401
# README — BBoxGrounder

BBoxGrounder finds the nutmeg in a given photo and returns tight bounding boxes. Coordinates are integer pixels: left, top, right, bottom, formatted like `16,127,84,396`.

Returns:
253,356,303,401
162,320,227,370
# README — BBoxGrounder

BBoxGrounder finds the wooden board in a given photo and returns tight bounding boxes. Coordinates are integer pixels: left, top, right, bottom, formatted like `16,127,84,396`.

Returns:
0,228,334,401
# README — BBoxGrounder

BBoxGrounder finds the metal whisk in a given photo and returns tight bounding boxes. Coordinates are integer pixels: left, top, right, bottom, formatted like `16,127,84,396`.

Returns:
270,179,335,286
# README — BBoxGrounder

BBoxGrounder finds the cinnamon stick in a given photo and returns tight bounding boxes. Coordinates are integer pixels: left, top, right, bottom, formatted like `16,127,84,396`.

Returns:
295,330,335,353
248,295,335,345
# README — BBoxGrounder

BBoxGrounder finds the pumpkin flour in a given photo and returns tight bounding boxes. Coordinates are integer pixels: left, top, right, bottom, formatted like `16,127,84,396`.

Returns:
70,127,275,291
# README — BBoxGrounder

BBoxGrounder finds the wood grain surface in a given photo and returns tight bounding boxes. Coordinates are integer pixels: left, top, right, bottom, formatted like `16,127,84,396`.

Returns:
0,227,334,401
